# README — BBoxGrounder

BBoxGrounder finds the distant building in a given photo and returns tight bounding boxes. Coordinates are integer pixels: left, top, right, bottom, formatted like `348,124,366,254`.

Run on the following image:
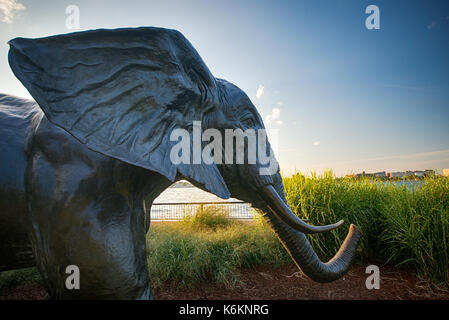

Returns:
374,171,386,178
389,171,407,179
413,171,425,178
353,171,387,179
354,169,436,179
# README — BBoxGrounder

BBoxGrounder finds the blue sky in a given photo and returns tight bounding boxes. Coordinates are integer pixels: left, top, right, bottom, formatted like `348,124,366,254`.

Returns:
1,0,448,176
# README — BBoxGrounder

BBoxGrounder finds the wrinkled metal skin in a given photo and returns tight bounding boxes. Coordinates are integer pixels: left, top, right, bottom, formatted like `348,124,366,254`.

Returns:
1,27,360,299
0,93,172,299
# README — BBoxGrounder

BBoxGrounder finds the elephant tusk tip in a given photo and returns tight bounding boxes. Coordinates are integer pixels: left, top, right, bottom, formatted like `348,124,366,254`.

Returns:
330,219,344,230
348,223,362,236
313,219,344,233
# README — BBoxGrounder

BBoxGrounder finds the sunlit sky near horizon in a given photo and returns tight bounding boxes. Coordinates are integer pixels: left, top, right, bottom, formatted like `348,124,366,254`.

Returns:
1,0,448,176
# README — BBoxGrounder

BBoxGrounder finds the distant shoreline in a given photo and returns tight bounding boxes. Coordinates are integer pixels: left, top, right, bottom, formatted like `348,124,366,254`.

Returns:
170,184,194,188
169,181,194,188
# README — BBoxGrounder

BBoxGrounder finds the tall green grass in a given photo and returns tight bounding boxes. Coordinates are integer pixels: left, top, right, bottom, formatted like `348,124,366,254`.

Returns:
2,174,447,290
180,206,233,230
1,208,289,290
0,267,42,289
147,207,290,288
283,171,449,284
380,177,449,283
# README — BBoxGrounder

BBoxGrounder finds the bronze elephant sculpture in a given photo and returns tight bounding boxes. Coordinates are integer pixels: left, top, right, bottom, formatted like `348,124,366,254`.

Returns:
0,27,361,299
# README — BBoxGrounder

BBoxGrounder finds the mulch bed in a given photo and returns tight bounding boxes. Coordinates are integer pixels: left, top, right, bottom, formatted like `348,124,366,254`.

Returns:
1,263,448,300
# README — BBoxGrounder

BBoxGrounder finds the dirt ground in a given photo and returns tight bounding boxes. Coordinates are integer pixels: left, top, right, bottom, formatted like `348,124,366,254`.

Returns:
1,263,448,300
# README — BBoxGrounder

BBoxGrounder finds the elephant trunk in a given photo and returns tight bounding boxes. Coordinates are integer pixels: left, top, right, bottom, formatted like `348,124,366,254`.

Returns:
258,185,362,283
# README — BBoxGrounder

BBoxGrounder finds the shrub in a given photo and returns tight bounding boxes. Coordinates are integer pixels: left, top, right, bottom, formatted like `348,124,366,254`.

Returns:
181,205,233,230
0,267,42,289
147,222,290,288
283,171,449,284
380,177,449,283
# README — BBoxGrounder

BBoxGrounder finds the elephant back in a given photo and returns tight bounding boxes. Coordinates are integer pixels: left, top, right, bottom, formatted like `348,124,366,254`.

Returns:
0,93,41,271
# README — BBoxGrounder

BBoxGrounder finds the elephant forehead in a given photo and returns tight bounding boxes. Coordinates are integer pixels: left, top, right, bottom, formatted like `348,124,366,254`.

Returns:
216,79,261,119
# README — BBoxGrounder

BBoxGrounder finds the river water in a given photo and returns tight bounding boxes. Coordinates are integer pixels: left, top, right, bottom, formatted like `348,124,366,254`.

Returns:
154,186,241,203
151,185,250,220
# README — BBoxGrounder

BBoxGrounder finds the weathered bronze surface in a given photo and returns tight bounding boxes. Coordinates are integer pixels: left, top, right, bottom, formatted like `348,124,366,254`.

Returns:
0,27,361,299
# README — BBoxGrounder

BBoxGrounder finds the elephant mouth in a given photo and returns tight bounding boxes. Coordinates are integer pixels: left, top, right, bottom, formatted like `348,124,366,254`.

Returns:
257,184,362,283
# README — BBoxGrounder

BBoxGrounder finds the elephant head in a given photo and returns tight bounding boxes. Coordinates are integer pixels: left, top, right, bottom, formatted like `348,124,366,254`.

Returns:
8,27,361,283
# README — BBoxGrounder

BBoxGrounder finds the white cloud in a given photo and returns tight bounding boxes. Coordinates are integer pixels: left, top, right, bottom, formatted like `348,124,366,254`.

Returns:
265,108,281,125
0,0,25,23
313,141,320,146
256,85,264,99
427,20,437,29
264,101,284,125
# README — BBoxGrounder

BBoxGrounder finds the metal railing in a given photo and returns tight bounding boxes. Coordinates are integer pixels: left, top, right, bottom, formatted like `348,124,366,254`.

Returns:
150,201,257,220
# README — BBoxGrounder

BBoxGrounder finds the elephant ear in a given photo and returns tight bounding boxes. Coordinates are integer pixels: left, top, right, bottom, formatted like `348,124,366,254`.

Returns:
8,27,230,199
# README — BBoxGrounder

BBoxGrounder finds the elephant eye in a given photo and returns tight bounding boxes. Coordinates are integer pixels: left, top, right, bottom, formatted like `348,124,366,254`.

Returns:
242,117,255,127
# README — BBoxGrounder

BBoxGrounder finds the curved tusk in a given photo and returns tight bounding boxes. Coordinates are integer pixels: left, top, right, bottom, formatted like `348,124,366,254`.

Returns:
260,185,344,234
